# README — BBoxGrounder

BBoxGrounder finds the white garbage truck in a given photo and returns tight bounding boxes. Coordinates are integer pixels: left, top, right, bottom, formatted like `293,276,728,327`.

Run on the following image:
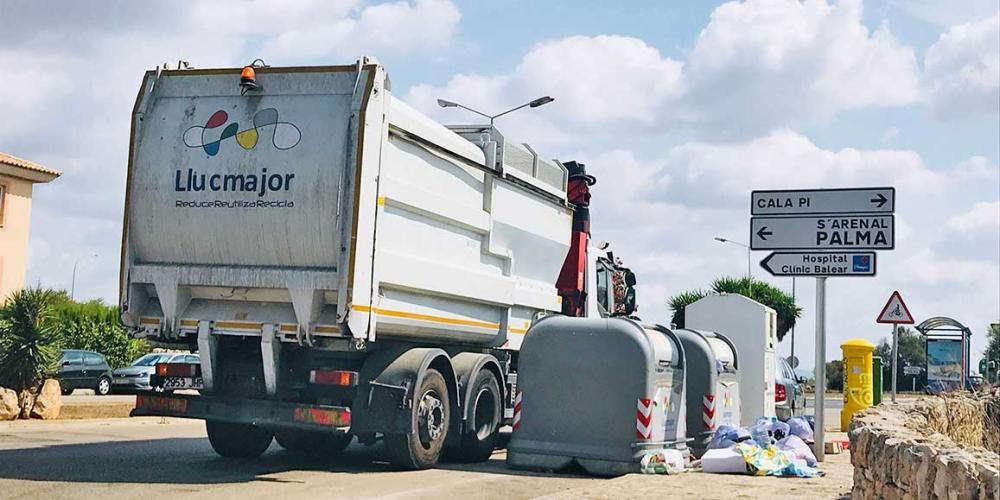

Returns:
122,58,637,468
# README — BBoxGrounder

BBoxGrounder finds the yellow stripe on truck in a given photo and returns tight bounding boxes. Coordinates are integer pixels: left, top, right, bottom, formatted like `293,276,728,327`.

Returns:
214,321,263,330
352,305,498,330
139,317,161,325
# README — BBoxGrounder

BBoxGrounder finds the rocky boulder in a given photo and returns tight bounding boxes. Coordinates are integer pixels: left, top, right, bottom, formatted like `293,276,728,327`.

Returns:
30,379,62,420
18,390,35,419
0,387,18,421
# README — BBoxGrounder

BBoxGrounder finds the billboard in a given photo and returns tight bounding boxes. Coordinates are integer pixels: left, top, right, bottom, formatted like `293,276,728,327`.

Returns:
926,339,964,392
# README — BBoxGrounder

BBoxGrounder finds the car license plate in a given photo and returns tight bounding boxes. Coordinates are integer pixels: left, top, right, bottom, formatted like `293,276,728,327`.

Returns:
113,377,128,384
162,377,204,390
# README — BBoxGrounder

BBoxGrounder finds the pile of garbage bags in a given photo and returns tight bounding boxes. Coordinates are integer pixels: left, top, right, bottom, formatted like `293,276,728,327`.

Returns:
699,416,823,478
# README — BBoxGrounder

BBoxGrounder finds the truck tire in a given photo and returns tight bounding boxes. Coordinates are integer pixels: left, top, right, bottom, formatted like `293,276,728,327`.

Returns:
274,430,353,456
450,369,501,462
206,421,273,458
384,369,450,469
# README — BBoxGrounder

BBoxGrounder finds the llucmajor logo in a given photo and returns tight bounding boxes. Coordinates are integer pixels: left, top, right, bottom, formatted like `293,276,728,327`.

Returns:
183,108,301,156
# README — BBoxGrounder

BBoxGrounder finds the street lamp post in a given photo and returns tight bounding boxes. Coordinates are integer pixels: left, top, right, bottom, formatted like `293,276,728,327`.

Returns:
713,237,751,280
437,96,555,126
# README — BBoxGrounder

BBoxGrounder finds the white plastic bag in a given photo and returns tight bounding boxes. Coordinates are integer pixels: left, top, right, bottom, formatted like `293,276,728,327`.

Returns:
776,434,817,467
640,449,685,475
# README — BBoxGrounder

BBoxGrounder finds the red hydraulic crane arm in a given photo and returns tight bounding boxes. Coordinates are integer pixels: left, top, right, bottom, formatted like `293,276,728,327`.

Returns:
556,161,596,317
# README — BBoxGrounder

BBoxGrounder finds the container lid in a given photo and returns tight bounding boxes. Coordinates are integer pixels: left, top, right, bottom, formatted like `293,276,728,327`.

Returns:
841,338,876,350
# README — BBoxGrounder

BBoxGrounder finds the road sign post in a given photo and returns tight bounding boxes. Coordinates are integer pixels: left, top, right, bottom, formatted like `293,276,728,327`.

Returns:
876,291,915,403
814,277,827,462
747,186,897,462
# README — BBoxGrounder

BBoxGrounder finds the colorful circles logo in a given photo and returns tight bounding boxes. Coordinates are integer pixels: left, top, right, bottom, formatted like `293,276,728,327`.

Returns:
183,108,301,156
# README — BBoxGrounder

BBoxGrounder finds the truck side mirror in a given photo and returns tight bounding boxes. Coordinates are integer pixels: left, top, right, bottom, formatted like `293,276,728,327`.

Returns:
622,287,637,316
624,269,636,287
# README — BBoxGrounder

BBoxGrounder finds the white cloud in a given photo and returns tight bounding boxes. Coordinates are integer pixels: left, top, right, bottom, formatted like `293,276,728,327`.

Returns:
923,13,1000,119
948,201,1000,232
406,0,920,142
657,129,944,203
246,0,461,62
680,0,920,136
3,0,461,302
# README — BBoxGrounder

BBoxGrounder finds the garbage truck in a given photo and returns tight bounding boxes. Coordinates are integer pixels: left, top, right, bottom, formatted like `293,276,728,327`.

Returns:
121,57,638,469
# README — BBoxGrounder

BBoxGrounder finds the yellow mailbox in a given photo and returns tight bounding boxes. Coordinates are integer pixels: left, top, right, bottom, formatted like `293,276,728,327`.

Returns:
841,338,876,431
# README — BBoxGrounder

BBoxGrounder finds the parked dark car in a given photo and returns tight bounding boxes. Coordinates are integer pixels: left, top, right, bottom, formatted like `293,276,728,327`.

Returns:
57,350,113,396
112,353,200,392
775,356,806,421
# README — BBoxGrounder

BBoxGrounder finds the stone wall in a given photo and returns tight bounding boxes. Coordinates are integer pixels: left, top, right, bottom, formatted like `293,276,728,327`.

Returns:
849,398,999,500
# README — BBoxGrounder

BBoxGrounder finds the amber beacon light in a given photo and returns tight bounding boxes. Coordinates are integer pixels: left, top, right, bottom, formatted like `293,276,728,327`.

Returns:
239,59,266,94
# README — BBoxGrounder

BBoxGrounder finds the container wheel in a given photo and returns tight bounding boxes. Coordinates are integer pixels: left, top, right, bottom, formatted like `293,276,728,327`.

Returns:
274,429,353,456
206,420,273,458
384,368,450,469
449,369,501,462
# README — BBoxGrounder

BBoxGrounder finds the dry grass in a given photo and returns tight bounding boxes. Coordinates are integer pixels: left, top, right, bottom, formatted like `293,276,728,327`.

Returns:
906,389,1000,452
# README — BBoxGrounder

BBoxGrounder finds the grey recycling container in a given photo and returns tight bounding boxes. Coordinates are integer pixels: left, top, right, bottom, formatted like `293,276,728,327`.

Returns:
673,328,741,458
506,316,689,477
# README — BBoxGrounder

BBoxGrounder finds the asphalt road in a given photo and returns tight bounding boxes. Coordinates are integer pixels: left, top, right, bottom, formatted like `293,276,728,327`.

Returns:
0,418,600,499
0,417,853,499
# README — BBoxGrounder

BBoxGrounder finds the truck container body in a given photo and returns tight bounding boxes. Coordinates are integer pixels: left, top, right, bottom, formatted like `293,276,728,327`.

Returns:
121,62,570,353
121,59,642,469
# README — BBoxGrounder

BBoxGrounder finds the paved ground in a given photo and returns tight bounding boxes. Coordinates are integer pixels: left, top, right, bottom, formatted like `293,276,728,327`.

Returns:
0,418,853,499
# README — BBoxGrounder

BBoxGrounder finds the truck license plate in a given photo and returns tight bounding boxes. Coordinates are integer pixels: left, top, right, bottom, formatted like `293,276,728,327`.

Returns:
162,377,204,390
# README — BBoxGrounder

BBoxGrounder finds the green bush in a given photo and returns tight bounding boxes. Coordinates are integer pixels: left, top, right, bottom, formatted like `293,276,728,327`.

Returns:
52,295,150,369
0,288,62,392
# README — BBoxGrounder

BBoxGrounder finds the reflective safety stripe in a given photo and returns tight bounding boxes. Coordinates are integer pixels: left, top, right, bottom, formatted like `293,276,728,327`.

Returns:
512,392,523,431
351,305,498,330
703,394,716,430
636,398,653,440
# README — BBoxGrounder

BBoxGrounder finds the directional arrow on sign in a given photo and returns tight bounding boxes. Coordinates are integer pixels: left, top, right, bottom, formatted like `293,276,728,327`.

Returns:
756,226,773,240
870,193,888,208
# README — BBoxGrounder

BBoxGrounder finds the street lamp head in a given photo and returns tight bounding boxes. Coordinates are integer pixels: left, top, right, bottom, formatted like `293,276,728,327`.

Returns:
714,237,727,243
436,99,459,108
528,96,554,108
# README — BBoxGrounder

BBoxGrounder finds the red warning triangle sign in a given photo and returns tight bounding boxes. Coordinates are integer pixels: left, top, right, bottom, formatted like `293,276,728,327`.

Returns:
876,291,914,324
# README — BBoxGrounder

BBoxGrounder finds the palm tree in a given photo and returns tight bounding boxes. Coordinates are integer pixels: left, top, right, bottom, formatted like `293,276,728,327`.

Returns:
667,276,801,341
0,288,62,392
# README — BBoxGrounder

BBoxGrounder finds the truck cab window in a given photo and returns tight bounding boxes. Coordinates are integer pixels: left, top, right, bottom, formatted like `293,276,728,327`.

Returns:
596,259,613,317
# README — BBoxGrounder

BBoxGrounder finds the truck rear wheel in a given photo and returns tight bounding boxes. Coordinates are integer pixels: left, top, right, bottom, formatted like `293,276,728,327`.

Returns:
449,369,501,462
206,421,273,458
384,369,450,469
274,430,353,456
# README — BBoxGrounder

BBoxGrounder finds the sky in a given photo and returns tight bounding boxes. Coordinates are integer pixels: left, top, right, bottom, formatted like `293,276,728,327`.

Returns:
3,0,998,371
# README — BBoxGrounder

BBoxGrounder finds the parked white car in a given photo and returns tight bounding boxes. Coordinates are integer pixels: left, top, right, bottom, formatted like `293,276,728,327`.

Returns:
112,353,199,392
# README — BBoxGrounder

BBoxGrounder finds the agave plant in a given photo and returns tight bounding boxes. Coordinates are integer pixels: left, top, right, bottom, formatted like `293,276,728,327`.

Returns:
0,288,62,392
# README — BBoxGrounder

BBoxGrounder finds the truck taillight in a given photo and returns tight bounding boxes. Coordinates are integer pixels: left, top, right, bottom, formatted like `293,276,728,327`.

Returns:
156,363,201,377
310,369,358,387
774,383,787,403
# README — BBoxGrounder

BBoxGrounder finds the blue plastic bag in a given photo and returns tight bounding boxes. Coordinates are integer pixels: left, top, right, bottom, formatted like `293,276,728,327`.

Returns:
787,416,815,442
708,425,751,449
